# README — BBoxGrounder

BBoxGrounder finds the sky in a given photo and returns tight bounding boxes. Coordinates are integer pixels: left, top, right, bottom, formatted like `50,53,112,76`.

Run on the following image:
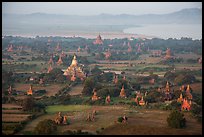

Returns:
2,2,202,15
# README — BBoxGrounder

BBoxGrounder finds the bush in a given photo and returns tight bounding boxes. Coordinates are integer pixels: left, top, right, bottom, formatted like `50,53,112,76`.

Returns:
34,119,57,135
117,117,123,123
167,110,186,128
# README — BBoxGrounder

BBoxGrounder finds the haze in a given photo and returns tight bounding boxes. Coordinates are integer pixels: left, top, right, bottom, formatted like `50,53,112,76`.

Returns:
2,2,202,15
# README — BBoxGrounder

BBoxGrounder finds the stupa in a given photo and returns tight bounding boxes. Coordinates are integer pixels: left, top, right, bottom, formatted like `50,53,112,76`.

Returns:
120,85,126,98
93,34,103,45
63,54,85,80
27,85,33,95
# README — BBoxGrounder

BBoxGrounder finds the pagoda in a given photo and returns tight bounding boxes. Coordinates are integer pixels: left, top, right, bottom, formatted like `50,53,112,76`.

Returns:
7,44,13,52
139,96,145,106
105,95,111,104
165,81,172,100
92,89,100,101
48,55,54,65
57,55,63,65
185,85,193,100
120,85,126,98
137,45,142,53
8,85,12,95
27,85,33,95
181,98,191,111
93,34,103,45
164,48,173,59
56,43,62,51
47,65,53,73
63,54,85,80
177,93,183,103
105,49,111,60
113,74,118,84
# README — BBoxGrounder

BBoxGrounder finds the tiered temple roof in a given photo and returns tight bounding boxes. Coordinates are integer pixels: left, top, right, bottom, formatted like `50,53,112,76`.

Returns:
93,34,103,45
63,54,85,80
27,85,33,95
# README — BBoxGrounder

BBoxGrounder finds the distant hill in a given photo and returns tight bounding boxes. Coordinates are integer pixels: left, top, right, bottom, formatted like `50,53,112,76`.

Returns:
2,8,202,36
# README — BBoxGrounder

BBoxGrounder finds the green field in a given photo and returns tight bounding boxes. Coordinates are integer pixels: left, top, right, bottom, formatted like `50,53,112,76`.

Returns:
46,105,92,114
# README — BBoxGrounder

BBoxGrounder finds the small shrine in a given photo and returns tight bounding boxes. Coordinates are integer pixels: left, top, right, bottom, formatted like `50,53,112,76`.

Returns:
113,74,118,84
119,85,126,98
47,65,53,73
177,93,183,103
181,98,191,111
27,85,33,95
185,85,193,100
7,44,13,52
8,85,12,95
93,34,103,45
57,55,63,65
92,89,100,101
139,96,145,106
105,95,111,104
164,48,173,59
48,55,54,65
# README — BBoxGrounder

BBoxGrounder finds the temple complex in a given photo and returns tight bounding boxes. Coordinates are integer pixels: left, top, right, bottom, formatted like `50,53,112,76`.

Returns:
92,89,100,101
164,48,173,59
56,43,62,51
120,85,126,98
57,55,63,65
63,54,85,80
27,85,33,95
93,34,103,45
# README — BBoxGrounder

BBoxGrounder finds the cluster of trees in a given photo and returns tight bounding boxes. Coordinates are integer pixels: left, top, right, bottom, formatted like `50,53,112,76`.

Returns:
164,70,197,85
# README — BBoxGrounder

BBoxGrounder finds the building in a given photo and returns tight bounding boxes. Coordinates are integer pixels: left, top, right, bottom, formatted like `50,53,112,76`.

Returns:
139,96,145,106
63,54,85,80
181,98,191,111
47,65,53,73
164,48,173,59
57,55,63,65
105,49,111,60
120,85,126,98
92,89,100,101
185,85,193,100
48,55,54,65
7,44,13,52
93,34,103,45
177,93,183,103
27,85,33,95
105,95,111,104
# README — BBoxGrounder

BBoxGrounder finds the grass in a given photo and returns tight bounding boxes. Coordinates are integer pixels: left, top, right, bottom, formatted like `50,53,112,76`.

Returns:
46,105,92,114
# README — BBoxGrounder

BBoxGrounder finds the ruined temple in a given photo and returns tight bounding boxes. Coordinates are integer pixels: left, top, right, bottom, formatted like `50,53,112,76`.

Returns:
93,34,103,45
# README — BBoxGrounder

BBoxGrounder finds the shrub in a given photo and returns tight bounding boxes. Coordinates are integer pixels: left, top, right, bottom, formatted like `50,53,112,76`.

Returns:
167,110,186,128
117,117,123,123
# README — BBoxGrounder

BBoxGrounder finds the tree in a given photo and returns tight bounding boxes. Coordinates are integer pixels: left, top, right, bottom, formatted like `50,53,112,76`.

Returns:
34,119,57,135
82,77,96,96
22,96,35,111
167,110,186,128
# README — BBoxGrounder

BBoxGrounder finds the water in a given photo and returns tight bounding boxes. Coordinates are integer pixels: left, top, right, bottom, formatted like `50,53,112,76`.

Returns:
123,24,202,40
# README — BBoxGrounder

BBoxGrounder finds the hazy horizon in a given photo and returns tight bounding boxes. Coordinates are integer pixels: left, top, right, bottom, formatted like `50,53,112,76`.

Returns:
2,2,202,15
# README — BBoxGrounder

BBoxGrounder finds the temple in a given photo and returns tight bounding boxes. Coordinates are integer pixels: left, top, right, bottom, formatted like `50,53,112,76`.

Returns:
164,81,172,100
57,55,63,65
47,65,53,73
120,85,126,98
164,48,173,59
93,34,103,45
139,96,145,106
92,89,100,101
181,98,191,111
63,54,85,80
7,44,13,52
48,55,54,65
8,85,12,95
185,85,193,100
27,85,33,95
105,95,111,104
137,45,142,53
177,93,183,103
113,74,118,84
